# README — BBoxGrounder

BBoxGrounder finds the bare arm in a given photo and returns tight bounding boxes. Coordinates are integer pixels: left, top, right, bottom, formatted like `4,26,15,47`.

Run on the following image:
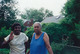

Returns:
43,33,53,54
25,42,28,53
1,40,10,48
1,31,14,48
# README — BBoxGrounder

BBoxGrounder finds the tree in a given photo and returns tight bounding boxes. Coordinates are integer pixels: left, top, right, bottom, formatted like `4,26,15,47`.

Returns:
0,0,18,29
62,0,80,24
61,0,80,46
21,8,53,22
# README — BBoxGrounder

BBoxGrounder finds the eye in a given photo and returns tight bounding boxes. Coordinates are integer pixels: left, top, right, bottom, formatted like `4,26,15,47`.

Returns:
14,26,21,29
18,27,21,29
14,27,17,29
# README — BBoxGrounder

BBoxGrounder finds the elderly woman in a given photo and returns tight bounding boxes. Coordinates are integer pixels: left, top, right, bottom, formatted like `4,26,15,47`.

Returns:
2,23,28,54
27,22,53,54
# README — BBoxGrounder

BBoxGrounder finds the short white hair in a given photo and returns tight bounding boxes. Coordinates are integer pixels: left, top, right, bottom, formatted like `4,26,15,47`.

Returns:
33,22,42,28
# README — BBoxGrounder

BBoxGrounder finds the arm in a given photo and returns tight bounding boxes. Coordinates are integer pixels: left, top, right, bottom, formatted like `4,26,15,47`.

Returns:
1,40,11,48
43,33,53,54
27,49,30,54
25,42,28,53
1,31,14,48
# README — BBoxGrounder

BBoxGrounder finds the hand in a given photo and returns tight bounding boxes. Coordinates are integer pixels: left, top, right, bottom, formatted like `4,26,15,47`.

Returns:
26,53,29,54
26,52,29,54
26,53,28,54
9,31,14,41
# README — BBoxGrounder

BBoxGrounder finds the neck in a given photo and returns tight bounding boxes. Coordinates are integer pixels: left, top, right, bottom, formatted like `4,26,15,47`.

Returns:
36,32,42,36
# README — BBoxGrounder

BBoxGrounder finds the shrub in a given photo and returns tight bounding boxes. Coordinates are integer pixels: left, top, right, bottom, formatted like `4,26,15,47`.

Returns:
51,41,67,54
0,49,9,54
0,27,11,38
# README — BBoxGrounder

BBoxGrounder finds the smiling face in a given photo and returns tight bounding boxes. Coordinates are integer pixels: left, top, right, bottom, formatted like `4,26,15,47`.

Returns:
34,23,41,34
13,25,21,35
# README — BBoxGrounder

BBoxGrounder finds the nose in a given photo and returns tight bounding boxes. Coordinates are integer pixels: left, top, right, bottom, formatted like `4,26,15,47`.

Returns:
16,28,19,30
35,27,38,30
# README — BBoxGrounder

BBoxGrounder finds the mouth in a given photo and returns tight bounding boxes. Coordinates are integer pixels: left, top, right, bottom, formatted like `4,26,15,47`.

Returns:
34,30,38,32
16,31,20,32
15,30,20,33
34,30,39,33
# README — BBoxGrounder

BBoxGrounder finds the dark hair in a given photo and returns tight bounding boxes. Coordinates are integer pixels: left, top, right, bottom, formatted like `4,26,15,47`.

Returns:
11,23,21,31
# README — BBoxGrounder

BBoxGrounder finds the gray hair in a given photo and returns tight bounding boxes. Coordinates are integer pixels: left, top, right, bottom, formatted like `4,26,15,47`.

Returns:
33,22,42,28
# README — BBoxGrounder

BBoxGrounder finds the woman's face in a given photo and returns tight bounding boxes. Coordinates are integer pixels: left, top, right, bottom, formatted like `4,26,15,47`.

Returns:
13,25,21,35
34,23,41,34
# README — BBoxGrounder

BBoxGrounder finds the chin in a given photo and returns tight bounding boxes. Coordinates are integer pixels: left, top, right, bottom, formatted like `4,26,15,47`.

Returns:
16,34,20,35
15,33,20,35
35,31,38,33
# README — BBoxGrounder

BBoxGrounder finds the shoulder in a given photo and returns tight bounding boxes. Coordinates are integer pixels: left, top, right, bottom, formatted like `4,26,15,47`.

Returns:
43,32,49,44
20,32,28,40
20,32,27,37
43,32,49,40
43,32,48,37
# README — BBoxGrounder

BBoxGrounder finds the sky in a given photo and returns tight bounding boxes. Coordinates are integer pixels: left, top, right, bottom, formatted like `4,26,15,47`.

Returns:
16,0,67,16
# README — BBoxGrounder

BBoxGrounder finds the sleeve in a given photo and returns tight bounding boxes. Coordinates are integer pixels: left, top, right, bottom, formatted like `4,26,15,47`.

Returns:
4,35,10,42
24,34,29,42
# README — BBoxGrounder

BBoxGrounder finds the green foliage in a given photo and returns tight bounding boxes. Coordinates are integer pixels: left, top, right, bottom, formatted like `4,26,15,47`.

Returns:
0,27,11,37
74,23,80,39
0,0,18,29
0,49,9,54
42,23,62,43
62,0,80,24
69,23,80,46
21,8,53,22
51,42,64,51
24,27,34,48
0,27,11,47
51,41,68,54
61,0,80,46
25,27,34,41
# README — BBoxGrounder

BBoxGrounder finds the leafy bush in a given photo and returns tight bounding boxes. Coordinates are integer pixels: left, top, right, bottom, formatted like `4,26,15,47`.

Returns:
25,27,34,40
0,49,9,54
42,23,63,43
25,27,34,48
51,41,68,54
0,27,11,38
0,27,11,48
